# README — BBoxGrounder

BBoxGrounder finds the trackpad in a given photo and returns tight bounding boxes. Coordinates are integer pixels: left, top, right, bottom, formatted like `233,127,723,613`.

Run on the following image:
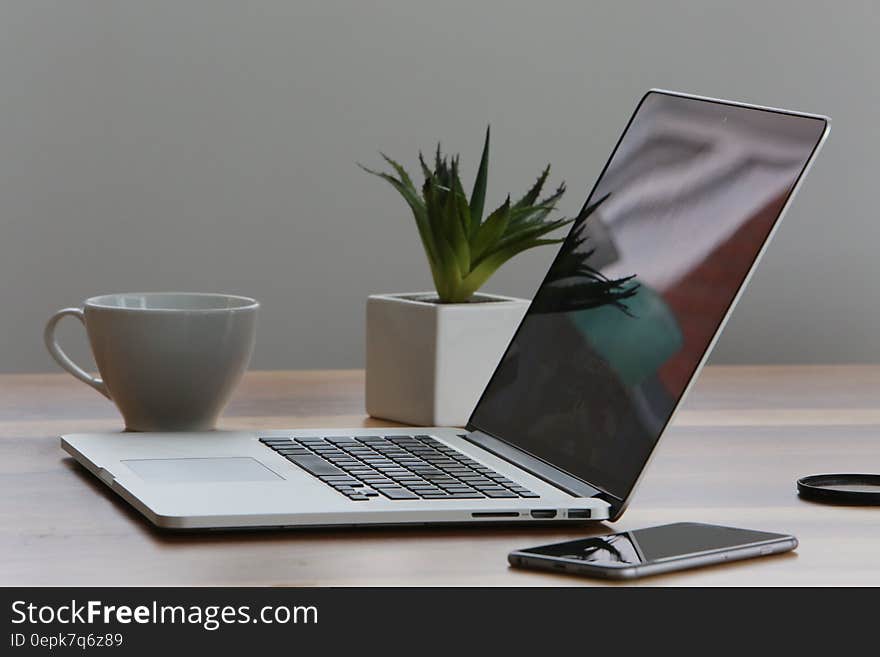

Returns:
122,457,282,483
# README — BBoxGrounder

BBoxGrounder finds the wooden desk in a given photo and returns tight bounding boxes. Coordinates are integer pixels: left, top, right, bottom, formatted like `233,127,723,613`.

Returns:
1,366,878,586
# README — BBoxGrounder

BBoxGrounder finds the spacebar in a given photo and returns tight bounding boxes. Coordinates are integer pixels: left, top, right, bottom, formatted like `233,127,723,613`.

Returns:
286,454,346,477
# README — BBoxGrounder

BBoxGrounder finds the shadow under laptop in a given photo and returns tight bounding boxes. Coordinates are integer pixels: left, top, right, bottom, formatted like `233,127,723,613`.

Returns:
61,456,800,586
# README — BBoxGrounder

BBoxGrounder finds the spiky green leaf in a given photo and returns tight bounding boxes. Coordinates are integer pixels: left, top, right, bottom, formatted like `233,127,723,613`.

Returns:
507,203,559,228
457,238,560,300
380,153,418,192
468,126,490,226
443,182,470,276
470,196,511,262
359,163,438,269
476,217,572,267
449,158,471,238
513,164,550,209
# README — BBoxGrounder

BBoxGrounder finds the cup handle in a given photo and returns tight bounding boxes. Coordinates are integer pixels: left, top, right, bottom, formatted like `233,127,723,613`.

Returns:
44,308,111,399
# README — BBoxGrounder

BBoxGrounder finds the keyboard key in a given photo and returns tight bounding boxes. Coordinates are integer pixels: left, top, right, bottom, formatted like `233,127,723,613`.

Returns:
379,488,420,500
274,448,311,456
320,476,360,486
326,436,360,444
483,490,518,498
286,454,346,477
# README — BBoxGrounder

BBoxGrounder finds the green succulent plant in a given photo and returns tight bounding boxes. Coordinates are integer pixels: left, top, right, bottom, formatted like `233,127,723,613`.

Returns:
360,127,572,303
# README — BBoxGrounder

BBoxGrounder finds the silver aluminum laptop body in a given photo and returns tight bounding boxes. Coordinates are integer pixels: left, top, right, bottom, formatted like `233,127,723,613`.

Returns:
62,91,830,530
62,428,609,529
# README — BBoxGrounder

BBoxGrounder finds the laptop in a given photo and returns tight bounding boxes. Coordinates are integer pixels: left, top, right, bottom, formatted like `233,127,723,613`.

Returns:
61,90,829,529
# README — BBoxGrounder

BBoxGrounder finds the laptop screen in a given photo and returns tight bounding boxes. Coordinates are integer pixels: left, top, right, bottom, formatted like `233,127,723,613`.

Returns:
469,91,828,501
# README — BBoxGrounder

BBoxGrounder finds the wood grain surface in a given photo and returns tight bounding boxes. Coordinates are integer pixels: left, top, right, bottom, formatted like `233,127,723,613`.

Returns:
2,366,878,586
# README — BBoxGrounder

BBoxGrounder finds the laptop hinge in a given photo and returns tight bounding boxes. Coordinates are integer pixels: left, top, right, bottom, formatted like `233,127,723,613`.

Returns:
460,429,601,499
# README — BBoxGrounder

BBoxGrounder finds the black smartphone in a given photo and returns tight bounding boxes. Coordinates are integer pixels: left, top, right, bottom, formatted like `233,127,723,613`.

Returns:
508,522,797,580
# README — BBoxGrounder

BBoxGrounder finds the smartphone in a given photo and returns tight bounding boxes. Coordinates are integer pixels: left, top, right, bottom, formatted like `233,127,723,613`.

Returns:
508,522,797,580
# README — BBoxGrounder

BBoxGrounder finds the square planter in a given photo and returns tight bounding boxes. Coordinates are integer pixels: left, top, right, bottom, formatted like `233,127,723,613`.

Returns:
366,292,529,427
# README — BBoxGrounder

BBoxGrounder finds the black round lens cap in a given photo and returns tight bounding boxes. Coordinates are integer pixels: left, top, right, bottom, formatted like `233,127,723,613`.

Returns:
797,473,880,505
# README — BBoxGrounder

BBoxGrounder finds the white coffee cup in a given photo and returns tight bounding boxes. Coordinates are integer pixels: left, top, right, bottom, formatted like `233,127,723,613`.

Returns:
44,292,259,431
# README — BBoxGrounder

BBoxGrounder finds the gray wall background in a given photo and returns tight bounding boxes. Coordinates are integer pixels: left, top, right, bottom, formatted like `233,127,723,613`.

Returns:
1,1,877,373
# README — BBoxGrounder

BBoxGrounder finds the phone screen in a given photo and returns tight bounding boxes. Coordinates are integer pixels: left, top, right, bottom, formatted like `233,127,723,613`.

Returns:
519,523,788,566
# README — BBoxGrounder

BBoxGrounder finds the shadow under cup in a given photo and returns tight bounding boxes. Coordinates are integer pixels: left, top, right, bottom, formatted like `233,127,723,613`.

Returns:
48,293,259,432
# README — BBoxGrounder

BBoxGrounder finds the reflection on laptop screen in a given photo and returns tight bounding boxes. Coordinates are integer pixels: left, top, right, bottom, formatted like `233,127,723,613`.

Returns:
469,91,827,500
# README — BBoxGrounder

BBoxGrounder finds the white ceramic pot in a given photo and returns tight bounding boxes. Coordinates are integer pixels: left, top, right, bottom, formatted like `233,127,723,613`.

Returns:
365,292,529,427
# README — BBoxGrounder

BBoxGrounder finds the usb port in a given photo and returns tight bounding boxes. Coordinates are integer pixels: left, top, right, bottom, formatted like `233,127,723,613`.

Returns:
567,509,591,519
530,510,557,519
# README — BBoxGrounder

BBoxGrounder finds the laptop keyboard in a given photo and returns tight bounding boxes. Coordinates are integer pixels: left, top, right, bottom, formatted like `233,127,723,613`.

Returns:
259,434,539,501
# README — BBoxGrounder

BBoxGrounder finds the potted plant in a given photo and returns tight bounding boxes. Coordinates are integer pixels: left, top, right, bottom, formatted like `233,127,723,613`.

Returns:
360,127,573,426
